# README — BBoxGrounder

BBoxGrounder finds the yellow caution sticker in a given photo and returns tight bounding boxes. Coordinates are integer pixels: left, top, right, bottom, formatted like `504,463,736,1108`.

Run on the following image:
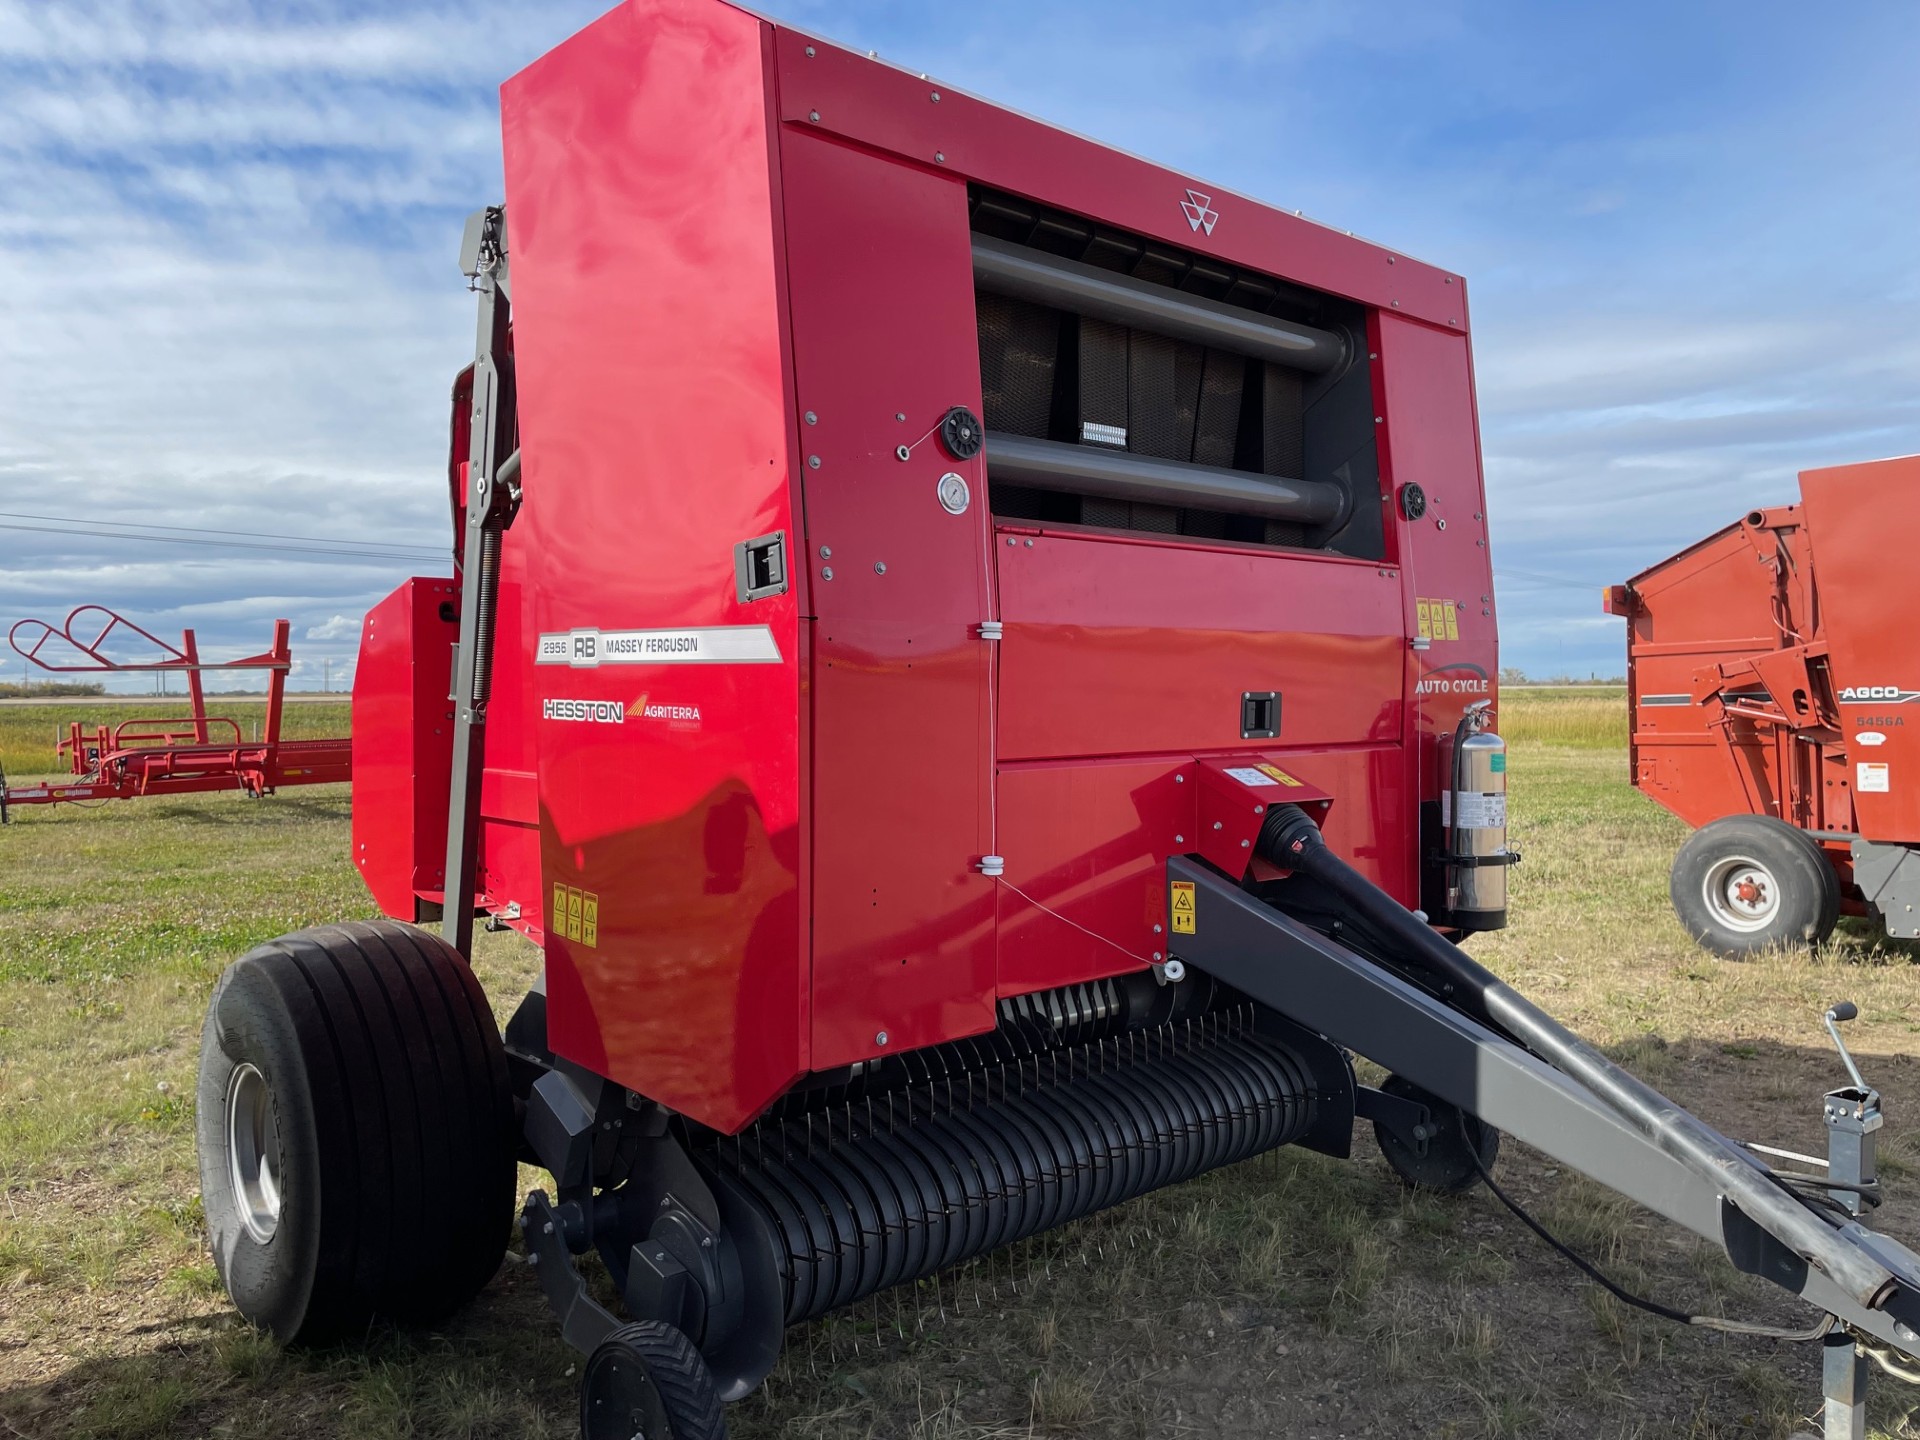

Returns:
554,884,600,947
1170,881,1196,934
1416,598,1461,642
1256,763,1302,786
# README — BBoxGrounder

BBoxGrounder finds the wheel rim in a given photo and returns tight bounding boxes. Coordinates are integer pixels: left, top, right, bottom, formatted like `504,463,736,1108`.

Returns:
1702,853,1780,933
583,1344,670,1440
225,1062,283,1244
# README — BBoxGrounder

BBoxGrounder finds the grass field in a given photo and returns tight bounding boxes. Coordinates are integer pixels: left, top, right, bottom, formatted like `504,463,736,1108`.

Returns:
3,689,1919,1438
0,701,353,782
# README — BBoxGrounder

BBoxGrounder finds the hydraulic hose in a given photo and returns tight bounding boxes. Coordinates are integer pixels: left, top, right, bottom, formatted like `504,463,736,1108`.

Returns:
1253,803,1920,1322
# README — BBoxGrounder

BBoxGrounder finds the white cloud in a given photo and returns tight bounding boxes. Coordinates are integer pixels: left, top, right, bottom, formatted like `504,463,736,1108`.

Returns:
305,614,360,641
1,0,1916,689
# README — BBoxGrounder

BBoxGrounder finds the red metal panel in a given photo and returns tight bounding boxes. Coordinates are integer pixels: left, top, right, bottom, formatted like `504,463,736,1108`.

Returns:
995,758,1192,993
776,128,998,1069
352,578,457,919
995,745,1403,997
768,29,1464,332
1801,455,1920,843
501,0,805,1133
995,530,1405,761
1370,312,1499,818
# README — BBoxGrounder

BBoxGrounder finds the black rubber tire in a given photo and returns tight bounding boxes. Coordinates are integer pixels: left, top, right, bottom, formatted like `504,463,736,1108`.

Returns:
1372,1074,1499,1194
1670,815,1840,959
580,1321,728,1440
195,920,516,1345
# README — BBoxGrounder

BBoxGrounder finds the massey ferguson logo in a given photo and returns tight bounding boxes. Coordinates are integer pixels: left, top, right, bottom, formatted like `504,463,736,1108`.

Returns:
1180,188,1218,236
1841,686,1920,704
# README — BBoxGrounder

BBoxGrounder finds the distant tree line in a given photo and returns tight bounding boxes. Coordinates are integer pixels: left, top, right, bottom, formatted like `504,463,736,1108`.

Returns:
0,680,107,698
1498,667,1625,686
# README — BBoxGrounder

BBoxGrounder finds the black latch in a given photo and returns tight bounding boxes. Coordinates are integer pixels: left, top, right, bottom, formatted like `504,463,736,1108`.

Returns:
1241,691,1280,739
735,531,788,603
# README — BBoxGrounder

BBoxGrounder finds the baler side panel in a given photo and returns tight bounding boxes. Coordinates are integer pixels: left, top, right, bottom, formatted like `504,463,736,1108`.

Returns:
995,535,1405,761
1369,313,1499,818
1622,522,1794,831
1801,455,1920,844
352,578,458,918
776,128,998,1070
501,0,806,1134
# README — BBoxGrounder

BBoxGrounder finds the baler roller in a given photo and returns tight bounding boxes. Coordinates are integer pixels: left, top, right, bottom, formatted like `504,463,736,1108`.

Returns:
984,431,1351,527
971,233,1348,375
711,1012,1317,1326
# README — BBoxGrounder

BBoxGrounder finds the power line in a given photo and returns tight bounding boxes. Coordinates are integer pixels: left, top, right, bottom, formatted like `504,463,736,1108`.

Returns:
0,521,446,566
0,510,444,557
0,514,439,556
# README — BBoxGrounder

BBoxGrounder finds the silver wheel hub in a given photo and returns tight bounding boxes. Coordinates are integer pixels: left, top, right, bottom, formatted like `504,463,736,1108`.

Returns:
226,1062,283,1243
1703,854,1779,933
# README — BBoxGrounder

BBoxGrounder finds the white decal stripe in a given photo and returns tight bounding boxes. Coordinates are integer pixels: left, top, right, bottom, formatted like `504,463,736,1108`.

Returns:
536,625,782,668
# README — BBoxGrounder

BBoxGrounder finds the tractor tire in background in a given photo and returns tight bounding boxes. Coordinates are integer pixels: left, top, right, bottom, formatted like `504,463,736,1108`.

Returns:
1669,815,1840,959
195,920,516,1344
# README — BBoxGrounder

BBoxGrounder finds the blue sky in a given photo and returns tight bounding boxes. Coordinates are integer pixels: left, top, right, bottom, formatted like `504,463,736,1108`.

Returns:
2,0,1916,690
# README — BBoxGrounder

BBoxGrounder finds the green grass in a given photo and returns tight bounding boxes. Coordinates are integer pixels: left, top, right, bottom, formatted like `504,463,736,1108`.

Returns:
0,699,352,779
3,689,1918,1438
1497,686,1628,749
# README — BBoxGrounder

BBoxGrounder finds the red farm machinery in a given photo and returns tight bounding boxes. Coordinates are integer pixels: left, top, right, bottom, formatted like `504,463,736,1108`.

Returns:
1608,454,1920,958
191,5,1920,1434
0,605,350,816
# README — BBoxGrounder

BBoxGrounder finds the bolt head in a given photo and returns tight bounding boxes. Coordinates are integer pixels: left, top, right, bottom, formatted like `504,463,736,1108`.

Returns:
821,567,834,580
804,411,817,425
875,1030,889,1046
874,561,886,575
808,455,821,469
808,109,820,122
819,545,831,558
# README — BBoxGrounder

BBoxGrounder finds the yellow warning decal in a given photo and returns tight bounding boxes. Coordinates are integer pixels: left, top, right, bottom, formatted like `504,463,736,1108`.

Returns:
1170,881,1196,935
1416,598,1461,642
554,884,600,947
1256,763,1302,786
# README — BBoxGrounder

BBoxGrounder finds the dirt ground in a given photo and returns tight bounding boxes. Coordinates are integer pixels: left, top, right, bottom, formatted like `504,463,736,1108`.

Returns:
4,696,1920,1438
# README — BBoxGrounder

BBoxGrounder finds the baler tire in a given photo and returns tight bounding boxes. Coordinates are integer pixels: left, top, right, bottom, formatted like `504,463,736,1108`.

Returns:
1372,1074,1499,1195
580,1321,728,1440
195,920,516,1345
1670,816,1840,959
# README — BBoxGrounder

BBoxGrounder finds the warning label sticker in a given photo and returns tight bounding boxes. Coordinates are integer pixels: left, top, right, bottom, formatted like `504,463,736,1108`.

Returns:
1170,881,1196,934
553,883,601,947
1224,766,1279,787
1416,598,1461,642
1442,791,1507,829
1859,761,1891,794
1256,763,1302,787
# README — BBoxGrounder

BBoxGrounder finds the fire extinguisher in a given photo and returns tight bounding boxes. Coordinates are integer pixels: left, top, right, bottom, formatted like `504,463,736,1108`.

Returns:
1438,700,1518,930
